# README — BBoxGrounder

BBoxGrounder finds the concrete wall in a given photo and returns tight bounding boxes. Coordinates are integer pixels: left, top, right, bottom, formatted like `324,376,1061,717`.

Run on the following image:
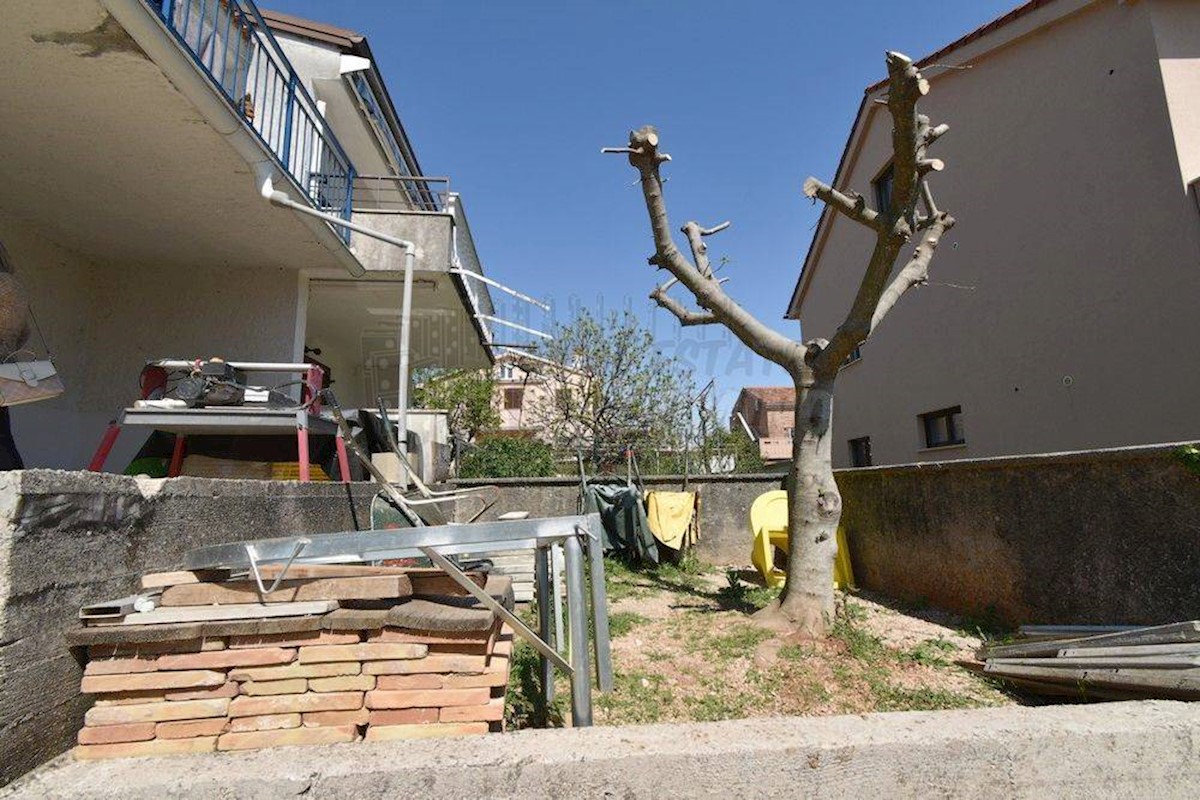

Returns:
0,470,377,788
837,442,1200,626
794,0,1200,468
8,701,1200,799
453,473,785,565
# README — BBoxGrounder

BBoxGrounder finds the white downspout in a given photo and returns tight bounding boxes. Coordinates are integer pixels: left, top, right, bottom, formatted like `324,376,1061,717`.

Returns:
258,166,416,454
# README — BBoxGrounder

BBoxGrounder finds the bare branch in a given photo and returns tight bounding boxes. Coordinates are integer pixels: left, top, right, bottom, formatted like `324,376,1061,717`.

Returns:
870,213,956,333
919,179,939,218
811,51,938,375
614,125,806,368
802,178,883,231
682,221,717,277
699,221,730,236
649,286,717,327
925,123,950,145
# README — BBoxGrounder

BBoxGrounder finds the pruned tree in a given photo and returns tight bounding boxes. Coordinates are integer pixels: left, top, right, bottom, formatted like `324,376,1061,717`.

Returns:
603,52,955,637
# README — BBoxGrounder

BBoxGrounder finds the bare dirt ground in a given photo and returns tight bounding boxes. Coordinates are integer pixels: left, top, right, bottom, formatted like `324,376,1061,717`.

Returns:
506,560,1014,728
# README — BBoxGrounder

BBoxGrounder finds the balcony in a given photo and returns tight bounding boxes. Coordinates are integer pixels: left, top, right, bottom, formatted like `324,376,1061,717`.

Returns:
145,0,355,238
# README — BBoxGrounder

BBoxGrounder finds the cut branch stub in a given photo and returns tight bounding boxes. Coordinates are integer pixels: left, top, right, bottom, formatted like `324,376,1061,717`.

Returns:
603,126,671,169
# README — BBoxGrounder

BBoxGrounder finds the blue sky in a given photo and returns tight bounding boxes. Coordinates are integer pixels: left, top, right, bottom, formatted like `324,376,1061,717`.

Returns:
269,0,1016,416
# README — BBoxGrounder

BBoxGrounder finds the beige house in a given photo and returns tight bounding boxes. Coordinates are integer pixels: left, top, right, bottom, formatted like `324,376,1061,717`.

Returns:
788,0,1200,468
729,387,796,463
491,352,591,441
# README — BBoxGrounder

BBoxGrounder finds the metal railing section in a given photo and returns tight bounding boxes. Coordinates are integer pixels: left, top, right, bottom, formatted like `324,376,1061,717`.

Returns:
352,175,448,213
447,193,498,346
147,0,355,240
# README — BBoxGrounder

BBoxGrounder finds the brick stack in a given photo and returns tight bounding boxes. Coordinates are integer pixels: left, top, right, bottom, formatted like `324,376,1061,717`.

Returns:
68,570,515,760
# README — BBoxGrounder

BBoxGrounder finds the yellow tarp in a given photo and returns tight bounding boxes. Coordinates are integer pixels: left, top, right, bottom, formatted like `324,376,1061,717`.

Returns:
646,491,698,550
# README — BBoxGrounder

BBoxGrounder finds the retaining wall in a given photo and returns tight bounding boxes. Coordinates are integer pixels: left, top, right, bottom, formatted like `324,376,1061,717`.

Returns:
452,473,784,565
0,471,377,788
835,442,1200,626
6,701,1200,798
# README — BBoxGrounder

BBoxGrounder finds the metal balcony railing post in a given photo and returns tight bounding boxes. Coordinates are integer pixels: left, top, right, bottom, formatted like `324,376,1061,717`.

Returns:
281,74,296,172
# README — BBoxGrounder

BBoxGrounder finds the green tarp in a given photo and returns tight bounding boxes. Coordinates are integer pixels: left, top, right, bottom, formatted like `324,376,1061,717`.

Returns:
584,480,659,565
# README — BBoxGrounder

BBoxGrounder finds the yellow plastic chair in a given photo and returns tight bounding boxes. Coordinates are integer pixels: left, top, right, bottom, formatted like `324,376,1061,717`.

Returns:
749,489,855,590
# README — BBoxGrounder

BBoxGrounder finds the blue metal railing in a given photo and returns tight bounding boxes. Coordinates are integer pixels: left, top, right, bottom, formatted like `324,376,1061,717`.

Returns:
148,0,355,240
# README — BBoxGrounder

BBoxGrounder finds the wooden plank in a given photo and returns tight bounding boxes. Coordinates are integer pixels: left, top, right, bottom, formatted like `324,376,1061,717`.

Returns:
140,570,229,590
161,576,411,607
322,608,391,632
1018,624,1140,638
410,572,487,599
983,621,1200,660
253,565,486,593
66,615,327,647
119,601,337,626
1058,643,1200,658
386,600,494,633
255,564,412,580
990,653,1200,670
984,663,1200,699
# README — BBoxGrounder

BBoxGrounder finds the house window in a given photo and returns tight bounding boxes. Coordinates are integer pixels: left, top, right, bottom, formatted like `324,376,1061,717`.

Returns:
873,163,894,214
498,364,515,381
920,406,965,448
503,388,524,410
848,436,872,467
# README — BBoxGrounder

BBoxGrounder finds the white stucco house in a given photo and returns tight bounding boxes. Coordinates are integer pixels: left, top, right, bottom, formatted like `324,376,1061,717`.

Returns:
788,0,1200,468
0,2,506,471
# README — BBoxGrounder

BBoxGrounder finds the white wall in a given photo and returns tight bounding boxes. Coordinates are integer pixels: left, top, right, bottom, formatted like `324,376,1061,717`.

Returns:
0,215,299,470
797,0,1200,467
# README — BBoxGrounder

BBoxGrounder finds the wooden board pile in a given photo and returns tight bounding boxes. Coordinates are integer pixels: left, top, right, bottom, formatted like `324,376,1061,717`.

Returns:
965,621,1200,700
66,565,515,760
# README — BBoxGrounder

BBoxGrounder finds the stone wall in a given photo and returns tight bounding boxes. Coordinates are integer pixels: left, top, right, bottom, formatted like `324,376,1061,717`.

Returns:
835,442,1200,626
452,473,785,566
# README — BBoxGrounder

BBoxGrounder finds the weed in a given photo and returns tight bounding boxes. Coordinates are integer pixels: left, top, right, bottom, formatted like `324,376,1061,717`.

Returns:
900,637,956,667
596,670,675,724
832,615,887,663
778,643,811,662
504,637,566,729
1176,444,1200,476
869,680,979,712
607,611,649,638
684,688,747,722
707,624,775,660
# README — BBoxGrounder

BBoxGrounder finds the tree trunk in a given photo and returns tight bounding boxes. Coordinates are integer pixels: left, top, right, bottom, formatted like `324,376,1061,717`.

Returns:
756,365,841,637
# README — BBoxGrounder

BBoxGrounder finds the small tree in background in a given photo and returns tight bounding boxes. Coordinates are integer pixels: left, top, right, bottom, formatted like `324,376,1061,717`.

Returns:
522,309,695,468
604,53,955,636
412,368,500,441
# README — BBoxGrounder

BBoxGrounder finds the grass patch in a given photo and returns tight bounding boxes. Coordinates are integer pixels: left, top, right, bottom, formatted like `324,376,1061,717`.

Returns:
596,670,675,724
707,623,775,660
504,605,566,730
608,611,649,638
900,637,956,667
